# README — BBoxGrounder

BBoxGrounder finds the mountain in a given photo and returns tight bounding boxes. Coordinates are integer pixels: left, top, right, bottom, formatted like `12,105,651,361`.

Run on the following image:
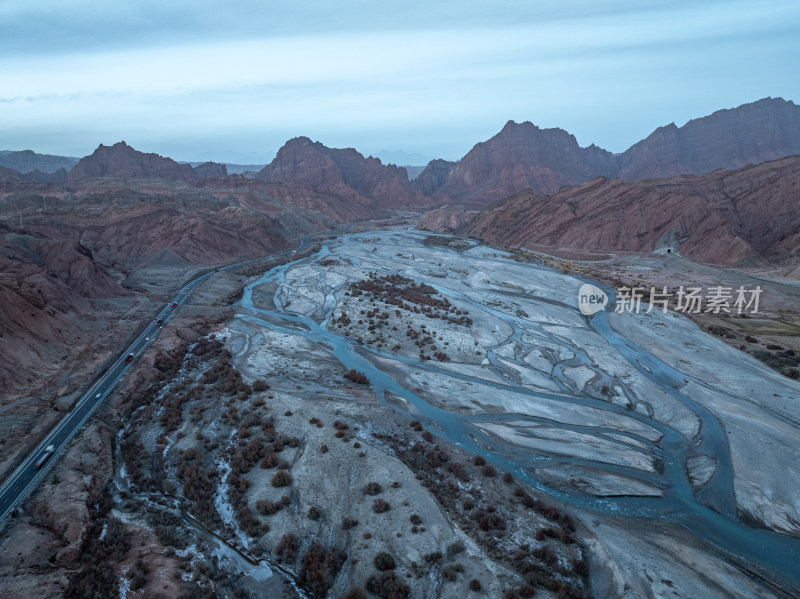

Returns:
617,97,800,180
460,155,800,266
414,98,800,208
257,137,430,210
0,150,78,173
67,142,227,187
414,121,618,208
0,164,67,188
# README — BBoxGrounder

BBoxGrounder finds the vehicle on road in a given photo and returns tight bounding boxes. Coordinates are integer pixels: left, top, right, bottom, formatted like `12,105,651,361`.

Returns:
171,303,178,309
125,353,134,364
95,393,101,399
156,319,163,327
34,445,55,469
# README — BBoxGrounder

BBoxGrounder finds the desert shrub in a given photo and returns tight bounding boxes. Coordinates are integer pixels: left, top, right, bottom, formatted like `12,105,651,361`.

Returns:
446,540,466,559
342,517,359,530
424,551,443,564
410,514,422,525
469,579,482,591
298,543,347,597
447,461,470,481
253,379,269,392
65,518,132,598
478,513,506,531
421,431,434,442
442,568,457,582
363,482,383,495
343,589,367,599
308,506,322,520
256,499,279,516
373,551,397,571
518,584,536,597
365,571,410,599
261,451,278,469
321,444,329,453
274,533,298,562
482,464,496,477
473,455,486,466
271,470,292,487
503,472,514,483
344,369,369,385
372,498,390,513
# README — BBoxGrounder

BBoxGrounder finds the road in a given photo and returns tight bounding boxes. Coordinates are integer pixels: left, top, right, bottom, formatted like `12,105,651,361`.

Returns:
0,234,313,524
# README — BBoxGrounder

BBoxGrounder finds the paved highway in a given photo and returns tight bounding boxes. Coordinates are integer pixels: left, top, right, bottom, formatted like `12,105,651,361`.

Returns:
0,234,313,524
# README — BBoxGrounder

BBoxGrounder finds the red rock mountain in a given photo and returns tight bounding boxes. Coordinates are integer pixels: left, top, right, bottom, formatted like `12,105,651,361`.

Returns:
415,98,800,208
67,142,227,187
461,156,800,266
617,97,800,180
415,121,617,207
419,205,473,233
257,137,430,210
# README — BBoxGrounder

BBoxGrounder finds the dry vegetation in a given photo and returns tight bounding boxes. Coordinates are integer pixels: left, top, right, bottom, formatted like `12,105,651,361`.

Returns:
332,272,479,363
375,422,590,599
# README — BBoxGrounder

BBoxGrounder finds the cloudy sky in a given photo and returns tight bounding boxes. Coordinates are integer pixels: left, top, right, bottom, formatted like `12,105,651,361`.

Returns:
1,0,798,164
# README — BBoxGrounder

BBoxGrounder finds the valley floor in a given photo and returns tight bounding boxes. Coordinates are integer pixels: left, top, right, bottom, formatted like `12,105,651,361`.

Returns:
2,228,799,598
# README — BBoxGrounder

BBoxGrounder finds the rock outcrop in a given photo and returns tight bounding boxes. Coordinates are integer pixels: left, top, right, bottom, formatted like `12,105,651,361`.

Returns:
419,205,473,232
66,142,227,187
257,137,430,210
461,156,800,266
414,121,618,207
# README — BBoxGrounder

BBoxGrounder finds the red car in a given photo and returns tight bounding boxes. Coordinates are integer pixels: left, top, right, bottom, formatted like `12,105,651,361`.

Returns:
171,303,178,309
156,319,163,327
124,353,134,364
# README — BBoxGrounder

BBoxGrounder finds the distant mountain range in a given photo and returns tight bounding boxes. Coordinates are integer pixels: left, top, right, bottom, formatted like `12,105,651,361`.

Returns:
3,97,798,212
0,149,78,173
415,97,800,207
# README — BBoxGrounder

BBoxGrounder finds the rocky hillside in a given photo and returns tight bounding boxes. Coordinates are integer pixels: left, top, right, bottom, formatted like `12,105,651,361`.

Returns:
617,97,800,180
419,205,473,232
257,136,431,210
414,121,617,207
415,97,800,208
461,155,800,266
66,142,227,187
0,161,368,404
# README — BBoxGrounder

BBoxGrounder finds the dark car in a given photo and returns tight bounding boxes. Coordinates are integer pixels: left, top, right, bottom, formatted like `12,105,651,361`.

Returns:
156,319,163,327
171,303,178,309
124,353,134,364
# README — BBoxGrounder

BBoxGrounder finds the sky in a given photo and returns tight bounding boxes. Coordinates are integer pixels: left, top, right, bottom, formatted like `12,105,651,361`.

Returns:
1,0,798,165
